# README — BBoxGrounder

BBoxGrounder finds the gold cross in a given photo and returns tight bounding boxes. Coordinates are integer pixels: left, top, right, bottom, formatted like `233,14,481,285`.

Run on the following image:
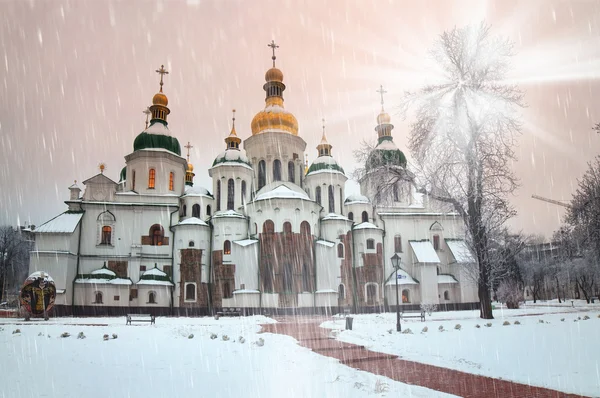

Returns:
184,141,193,162
267,40,279,67
155,65,169,92
143,107,151,129
376,84,387,109
232,109,236,127
322,118,326,135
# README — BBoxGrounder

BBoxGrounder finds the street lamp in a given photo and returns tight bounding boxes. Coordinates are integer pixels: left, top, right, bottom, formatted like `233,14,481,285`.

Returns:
391,253,401,332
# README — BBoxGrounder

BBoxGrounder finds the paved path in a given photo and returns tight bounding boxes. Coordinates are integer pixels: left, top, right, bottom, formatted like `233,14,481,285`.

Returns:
262,317,586,398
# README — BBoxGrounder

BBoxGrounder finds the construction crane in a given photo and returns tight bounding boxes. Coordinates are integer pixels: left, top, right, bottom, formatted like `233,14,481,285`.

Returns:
531,195,573,209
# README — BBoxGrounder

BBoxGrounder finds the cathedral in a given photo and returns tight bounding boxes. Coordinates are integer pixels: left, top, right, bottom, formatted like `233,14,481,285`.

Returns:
29,43,478,316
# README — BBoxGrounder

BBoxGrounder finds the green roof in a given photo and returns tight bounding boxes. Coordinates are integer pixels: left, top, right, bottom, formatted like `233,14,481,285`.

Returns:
133,121,181,155
366,147,407,170
307,159,345,175
119,167,126,182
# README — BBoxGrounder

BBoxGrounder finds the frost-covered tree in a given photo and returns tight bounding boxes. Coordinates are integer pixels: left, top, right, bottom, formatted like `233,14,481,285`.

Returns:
0,226,31,302
401,22,524,319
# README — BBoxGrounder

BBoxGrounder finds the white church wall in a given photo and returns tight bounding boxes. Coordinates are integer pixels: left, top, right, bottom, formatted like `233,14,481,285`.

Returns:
74,284,129,307
136,285,171,307
125,151,187,196
297,293,313,307
315,242,338,291
419,264,439,304
29,252,77,304
231,242,259,291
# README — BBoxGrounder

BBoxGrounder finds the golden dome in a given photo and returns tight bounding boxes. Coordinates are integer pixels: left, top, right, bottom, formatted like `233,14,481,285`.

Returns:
251,104,299,135
265,67,284,82
187,162,194,172
377,111,391,125
153,92,168,106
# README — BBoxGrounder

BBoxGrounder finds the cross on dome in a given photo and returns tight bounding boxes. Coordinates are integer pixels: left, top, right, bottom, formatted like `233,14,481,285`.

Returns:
143,107,151,129
184,142,193,163
376,84,387,111
155,65,169,92
268,40,279,67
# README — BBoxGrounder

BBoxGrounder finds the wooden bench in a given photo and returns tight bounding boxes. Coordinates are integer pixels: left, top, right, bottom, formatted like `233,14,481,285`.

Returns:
400,310,426,322
126,314,155,325
216,307,242,317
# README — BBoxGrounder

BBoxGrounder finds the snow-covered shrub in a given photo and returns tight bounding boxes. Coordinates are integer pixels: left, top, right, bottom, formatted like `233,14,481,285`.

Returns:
538,319,544,323
578,316,582,320
561,318,565,322
112,333,118,339
475,324,481,328
374,379,389,393
421,326,428,333
12,329,20,334
188,334,194,339
387,329,393,334
38,332,43,336
401,328,412,334
210,333,217,340
256,338,265,347
77,332,86,339
583,315,590,320
497,280,524,309
103,334,109,341
60,332,70,338
438,325,444,332
484,323,492,328
514,320,521,325
420,303,438,316
503,321,510,326
238,336,245,344
454,324,461,330
222,335,230,341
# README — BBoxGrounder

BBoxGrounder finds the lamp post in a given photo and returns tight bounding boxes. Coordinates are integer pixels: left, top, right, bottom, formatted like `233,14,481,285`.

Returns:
391,253,401,332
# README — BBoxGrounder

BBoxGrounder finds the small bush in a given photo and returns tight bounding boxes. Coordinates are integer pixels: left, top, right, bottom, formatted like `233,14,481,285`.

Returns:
387,329,393,334
454,324,461,330
188,334,194,339
578,316,582,320
583,315,590,320
103,334,109,341
514,320,521,325
210,333,217,340
401,328,413,334
420,303,438,316
503,321,510,326
484,323,492,328
61,332,70,338
438,325,444,332
77,332,86,339
112,333,118,340
256,337,265,347
421,326,428,333
374,379,389,393
12,329,21,334
38,332,43,336
238,336,245,344
561,318,565,322
222,335,230,341
538,319,544,324
475,324,481,328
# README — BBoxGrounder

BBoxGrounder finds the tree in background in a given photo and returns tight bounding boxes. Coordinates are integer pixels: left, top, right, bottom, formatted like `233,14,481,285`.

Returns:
0,226,31,302
401,22,523,319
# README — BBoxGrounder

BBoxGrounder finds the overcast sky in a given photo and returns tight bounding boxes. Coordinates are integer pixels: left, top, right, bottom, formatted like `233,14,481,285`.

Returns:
1,0,599,238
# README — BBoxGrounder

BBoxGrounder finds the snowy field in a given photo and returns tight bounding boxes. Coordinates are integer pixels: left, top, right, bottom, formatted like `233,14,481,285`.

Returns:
322,300,600,397
0,315,456,398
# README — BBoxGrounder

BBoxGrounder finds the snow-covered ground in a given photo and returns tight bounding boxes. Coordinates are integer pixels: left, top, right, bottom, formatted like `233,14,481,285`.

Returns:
322,300,600,397
0,315,455,398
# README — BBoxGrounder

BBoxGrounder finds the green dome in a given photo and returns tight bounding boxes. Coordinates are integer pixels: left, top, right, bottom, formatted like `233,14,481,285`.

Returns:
307,157,345,175
366,137,407,171
133,121,181,156
119,167,126,182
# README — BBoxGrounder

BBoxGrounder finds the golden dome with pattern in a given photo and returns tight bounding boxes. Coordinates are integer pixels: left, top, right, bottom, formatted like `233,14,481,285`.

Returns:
251,98,299,135
187,162,194,172
153,92,168,106
265,67,283,82
377,110,391,125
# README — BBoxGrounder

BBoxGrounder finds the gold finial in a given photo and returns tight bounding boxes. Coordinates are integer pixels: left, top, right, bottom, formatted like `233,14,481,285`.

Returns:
98,163,106,174
74,180,77,184
376,84,387,111
322,118,326,136
232,109,236,129
143,107,151,129
155,65,169,93
184,141,193,163
268,40,279,67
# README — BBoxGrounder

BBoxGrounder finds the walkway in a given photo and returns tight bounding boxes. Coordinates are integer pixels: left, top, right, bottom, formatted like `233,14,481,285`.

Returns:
261,317,586,398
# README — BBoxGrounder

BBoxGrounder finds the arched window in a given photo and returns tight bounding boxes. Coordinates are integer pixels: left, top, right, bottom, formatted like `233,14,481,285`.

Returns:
394,235,402,253
315,186,322,205
288,161,295,183
169,172,174,191
283,222,292,234
227,179,235,210
181,204,187,217
337,243,344,258
189,240,195,247
444,290,450,301
149,224,164,246
132,170,136,191
192,204,200,218
263,220,275,234
273,159,282,181
339,188,343,215
393,184,399,202
223,240,231,255
366,239,375,250
148,291,157,304
283,262,294,292
328,185,335,213
348,212,354,221
300,221,311,236
101,226,112,245
185,283,196,301
241,181,246,204
361,211,368,223
402,289,410,303
302,262,310,292
206,205,211,216
338,284,345,300
223,282,232,299
433,234,440,251
366,284,377,304
216,180,221,211
94,291,103,304
258,160,266,189
148,168,156,189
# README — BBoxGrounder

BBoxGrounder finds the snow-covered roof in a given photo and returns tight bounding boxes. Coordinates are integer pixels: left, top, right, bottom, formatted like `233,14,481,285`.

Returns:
316,240,335,247
75,277,132,285
385,269,419,285
409,241,440,263
183,185,212,198
91,268,117,277
345,194,370,204
136,279,174,286
212,209,246,219
375,139,399,151
233,289,260,294
315,289,338,293
233,239,258,247
321,213,350,221
254,184,310,201
305,168,345,177
144,121,171,136
142,268,168,277
26,271,55,282
446,239,475,263
35,212,83,234
438,274,458,284
353,222,381,230
212,148,252,169
137,267,174,286
176,217,208,227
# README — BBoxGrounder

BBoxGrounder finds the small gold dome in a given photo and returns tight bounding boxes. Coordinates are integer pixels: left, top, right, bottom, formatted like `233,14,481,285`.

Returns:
187,162,194,172
377,111,391,125
265,67,284,82
153,92,168,106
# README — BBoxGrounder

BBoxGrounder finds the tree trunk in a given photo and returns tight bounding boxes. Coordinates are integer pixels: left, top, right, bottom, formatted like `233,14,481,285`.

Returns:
0,273,4,303
555,276,561,303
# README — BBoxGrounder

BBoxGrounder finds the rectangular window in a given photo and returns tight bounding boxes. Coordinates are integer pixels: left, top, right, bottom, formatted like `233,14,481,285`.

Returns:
366,239,375,250
113,295,120,301
132,170,136,190
140,265,147,272
148,168,156,189
169,172,174,191
130,289,138,300
163,265,172,276
433,235,440,251
101,226,112,245
394,236,402,252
